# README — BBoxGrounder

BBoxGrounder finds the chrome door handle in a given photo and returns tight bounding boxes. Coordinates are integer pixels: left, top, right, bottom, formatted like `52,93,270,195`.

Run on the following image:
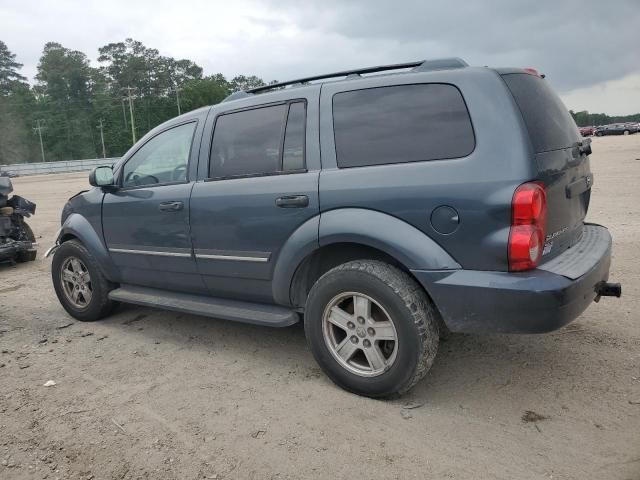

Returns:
275,195,309,208
158,201,184,212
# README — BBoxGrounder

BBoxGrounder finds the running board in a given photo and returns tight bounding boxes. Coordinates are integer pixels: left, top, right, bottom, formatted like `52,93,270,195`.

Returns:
108,285,299,327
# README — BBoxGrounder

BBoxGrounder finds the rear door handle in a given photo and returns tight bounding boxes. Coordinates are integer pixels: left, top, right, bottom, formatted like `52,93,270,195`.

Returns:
275,195,309,208
158,201,184,212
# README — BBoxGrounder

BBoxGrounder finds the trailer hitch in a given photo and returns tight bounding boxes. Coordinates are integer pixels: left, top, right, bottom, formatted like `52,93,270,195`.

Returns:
594,281,622,302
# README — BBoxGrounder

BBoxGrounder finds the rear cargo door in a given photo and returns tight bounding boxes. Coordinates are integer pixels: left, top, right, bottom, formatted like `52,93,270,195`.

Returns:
502,73,591,260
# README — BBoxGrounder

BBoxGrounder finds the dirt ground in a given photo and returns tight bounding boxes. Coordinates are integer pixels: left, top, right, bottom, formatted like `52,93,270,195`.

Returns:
1,135,639,480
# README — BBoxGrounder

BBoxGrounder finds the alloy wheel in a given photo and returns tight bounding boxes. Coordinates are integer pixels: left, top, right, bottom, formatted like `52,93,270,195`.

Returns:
322,292,398,377
60,256,92,309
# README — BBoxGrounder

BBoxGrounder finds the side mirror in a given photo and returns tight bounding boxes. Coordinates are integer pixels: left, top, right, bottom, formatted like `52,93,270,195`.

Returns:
89,166,115,188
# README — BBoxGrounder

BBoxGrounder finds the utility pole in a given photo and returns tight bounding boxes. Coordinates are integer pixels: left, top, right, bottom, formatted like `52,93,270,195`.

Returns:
121,98,128,129
33,119,46,162
97,119,106,158
122,86,137,144
171,86,182,115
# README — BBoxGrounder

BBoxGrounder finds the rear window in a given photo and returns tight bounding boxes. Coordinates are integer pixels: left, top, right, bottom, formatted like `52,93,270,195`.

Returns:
502,73,580,153
332,84,475,168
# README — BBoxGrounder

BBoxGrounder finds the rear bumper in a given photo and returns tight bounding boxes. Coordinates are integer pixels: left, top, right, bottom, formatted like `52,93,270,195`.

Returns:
412,224,614,334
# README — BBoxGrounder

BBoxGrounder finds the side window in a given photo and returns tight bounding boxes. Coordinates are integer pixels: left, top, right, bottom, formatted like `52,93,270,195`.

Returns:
332,84,475,168
210,101,306,179
283,102,306,171
122,122,196,188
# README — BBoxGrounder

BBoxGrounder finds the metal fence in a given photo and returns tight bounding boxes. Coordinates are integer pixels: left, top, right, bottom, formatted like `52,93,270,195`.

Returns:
0,158,120,177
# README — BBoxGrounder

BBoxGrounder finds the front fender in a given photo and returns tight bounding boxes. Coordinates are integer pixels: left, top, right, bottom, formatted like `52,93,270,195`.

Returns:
52,213,120,282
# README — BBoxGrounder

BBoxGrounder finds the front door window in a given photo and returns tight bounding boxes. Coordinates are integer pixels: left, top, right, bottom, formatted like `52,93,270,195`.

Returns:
122,122,196,188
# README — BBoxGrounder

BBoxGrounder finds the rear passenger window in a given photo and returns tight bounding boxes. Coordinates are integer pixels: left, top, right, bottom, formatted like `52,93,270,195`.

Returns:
332,84,474,168
283,102,306,171
210,101,306,179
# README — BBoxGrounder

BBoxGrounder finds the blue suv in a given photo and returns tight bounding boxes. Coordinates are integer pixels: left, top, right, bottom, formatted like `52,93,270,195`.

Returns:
47,59,620,397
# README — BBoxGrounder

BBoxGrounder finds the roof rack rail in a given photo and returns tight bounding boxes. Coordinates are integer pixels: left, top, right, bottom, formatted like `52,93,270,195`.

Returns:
223,57,469,100
246,61,423,94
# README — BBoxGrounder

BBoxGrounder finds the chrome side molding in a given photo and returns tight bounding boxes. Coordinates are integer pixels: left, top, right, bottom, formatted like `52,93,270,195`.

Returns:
109,248,191,258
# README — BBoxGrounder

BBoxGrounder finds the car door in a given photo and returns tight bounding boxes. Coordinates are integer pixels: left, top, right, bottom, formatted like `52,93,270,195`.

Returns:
102,118,206,293
190,88,321,303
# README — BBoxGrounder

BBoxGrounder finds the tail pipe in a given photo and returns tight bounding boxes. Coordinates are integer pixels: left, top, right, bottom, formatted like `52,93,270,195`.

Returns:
594,281,622,302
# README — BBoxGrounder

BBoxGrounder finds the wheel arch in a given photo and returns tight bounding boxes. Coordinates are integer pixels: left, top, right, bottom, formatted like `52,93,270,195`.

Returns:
288,242,418,309
57,213,120,282
59,232,78,243
272,208,460,308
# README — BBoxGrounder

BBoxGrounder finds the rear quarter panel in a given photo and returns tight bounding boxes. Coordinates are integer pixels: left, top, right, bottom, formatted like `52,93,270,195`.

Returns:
319,67,535,271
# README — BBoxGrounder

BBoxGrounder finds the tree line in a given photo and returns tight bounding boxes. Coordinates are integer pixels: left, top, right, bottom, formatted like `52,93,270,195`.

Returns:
569,110,640,128
2,38,639,165
0,39,270,164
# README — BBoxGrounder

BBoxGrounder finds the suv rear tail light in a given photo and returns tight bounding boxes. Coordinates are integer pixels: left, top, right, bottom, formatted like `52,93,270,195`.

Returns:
509,182,547,271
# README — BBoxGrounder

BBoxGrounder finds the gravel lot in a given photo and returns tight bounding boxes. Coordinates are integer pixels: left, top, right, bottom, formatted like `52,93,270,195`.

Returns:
1,135,639,480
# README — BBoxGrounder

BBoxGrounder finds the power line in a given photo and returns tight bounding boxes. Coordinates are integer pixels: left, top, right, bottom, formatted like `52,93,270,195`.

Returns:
0,96,144,107
0,102,184,115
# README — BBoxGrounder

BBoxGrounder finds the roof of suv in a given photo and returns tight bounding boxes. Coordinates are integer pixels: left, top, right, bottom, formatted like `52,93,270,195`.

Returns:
222,57,471,103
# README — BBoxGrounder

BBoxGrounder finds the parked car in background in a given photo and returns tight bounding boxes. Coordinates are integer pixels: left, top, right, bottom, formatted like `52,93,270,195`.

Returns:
594,124,636,136
46,59,621,398
579,126,595,136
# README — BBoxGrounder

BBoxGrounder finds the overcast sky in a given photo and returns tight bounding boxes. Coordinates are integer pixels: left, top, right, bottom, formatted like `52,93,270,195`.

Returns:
2,0,639,115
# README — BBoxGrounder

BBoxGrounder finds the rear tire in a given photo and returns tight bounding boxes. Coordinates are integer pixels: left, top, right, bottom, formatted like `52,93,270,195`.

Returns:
51,240,115,321
304,260,439,398
623,130,630,135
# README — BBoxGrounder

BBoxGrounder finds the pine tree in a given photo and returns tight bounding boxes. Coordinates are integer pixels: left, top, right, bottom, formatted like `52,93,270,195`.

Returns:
0,40,27,95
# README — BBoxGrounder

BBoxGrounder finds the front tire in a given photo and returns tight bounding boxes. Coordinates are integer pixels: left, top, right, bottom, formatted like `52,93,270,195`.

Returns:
304,260,439,398
51,240,115,321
